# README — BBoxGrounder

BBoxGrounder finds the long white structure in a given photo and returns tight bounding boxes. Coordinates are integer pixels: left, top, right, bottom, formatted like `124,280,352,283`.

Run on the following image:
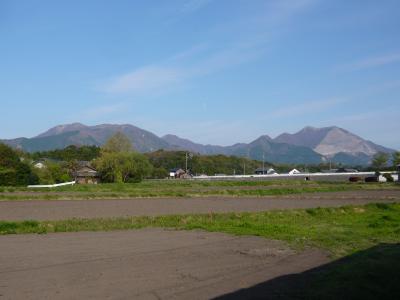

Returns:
27,181,76,188
192,172,378,181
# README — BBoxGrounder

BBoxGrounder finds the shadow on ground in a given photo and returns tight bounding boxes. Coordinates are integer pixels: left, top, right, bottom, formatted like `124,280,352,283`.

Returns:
214,243,400,300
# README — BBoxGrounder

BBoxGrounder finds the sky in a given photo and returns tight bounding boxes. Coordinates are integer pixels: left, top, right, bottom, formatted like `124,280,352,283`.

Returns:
1,0,399,149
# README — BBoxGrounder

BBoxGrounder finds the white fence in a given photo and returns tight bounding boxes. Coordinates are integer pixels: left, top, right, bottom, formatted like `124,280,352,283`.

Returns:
192,172,380,181
27,181,76,188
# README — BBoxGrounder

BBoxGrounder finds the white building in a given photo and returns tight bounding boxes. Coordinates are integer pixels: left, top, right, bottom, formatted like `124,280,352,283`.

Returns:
289,169,301,175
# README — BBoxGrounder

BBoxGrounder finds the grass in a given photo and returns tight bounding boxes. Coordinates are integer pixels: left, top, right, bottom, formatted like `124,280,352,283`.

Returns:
0,180,398,200
1,202,399,257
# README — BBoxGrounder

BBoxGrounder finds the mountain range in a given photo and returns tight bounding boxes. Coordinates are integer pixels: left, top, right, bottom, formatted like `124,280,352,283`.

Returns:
1,123,395,165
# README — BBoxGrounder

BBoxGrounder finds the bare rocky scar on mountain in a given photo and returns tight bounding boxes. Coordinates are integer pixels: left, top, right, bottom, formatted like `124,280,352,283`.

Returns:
0,123,395,165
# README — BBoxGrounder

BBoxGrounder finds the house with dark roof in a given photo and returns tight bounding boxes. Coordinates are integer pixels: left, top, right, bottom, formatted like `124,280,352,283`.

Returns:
73,165,100,184
169,168,186,178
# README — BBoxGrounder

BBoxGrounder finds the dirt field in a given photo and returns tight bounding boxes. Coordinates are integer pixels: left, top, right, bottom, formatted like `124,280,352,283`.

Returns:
0,228,329,300
0,190,399,221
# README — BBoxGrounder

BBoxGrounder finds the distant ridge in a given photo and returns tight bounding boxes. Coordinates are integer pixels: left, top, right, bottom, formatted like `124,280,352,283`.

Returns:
274,126,393,157
1,123,395,165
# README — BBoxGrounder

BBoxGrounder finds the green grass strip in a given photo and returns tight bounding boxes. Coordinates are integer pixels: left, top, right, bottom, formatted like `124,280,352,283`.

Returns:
1,202,400,257
1,182,399,201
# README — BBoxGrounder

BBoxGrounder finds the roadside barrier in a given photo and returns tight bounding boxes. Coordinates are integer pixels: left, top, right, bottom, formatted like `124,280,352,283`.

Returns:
27,181,76,188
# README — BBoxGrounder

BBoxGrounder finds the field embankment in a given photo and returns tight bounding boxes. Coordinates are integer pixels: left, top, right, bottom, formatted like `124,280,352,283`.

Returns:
0,180,399,201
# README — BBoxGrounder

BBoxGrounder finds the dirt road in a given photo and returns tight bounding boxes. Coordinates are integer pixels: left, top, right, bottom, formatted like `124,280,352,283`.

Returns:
0,190,399,221
0,228,329,300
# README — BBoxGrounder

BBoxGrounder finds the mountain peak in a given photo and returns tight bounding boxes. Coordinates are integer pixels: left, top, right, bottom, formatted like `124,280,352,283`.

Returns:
253,135,272,142
300,125,340,132
36,123,88,138
275,125,393,157
302,126,318,131
1,123,394,165
162,134,179,139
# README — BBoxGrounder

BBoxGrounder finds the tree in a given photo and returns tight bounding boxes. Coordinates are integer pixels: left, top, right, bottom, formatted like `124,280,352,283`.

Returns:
101,132,133,154
0,143,20,168
371,152,389,170
0,143,38,186
392,151,400,168
33,162,71,184
152,167,169,179
94,152,152,183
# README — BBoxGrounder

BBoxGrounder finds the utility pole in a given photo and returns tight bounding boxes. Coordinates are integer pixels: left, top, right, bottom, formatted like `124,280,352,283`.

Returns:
245,148,250,176
185,152,188,173
262,152,265,175
243,162,246,175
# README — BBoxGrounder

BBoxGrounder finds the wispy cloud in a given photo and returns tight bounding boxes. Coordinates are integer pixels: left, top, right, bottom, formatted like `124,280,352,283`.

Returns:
162,0,214,25
102,39,268,96
179,0,213,14
270,98,346,118
336,52,400,72
79,103,127,120
104,66,183,94
101,0,317,97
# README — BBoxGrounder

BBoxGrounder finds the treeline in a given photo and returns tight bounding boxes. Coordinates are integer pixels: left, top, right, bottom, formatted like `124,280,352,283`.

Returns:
1,132,399,186
29,145,101,161
146,150,262,177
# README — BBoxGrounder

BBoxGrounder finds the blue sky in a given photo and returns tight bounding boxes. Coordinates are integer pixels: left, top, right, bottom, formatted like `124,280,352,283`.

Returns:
1,0,399,149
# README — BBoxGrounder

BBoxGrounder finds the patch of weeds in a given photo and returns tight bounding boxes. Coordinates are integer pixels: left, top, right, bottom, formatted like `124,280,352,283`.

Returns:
375,203,392,210
0,220,39,234
306,208,318,216
0,221,18,233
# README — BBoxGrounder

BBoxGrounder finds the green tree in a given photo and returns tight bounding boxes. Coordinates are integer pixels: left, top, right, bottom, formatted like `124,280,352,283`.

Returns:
33,162,71,184
152,167,169,179
94,152,152,183
0,143,38,186
371,152,389,170
392,151,400,168
0,143,20,168
101,132,133,154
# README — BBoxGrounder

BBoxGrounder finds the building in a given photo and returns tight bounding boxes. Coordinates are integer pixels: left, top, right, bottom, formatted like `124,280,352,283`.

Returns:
169,168,186,178
33,161,46,169
32,158,62,169
73,165,100,184
289,168,301,175
254,167,277,175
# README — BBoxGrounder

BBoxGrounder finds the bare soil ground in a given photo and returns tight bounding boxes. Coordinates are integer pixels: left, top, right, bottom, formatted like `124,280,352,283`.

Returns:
0,190,399,221
0,228,329,300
